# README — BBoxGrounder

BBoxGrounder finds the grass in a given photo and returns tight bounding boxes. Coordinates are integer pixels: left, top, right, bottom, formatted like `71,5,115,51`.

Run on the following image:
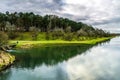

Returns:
9,37,112,48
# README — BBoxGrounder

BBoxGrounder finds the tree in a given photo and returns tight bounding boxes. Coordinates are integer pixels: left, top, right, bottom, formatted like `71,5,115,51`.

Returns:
0,11,110,38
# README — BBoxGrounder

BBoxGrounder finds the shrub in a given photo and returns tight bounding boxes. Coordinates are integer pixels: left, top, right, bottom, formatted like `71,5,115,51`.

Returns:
64,33,73,41
7,32,20,39
52,28,64,40
0,31,8,45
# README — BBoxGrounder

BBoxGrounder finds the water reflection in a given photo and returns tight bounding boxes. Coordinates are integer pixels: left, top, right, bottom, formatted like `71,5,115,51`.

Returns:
1,38,120,80
12,45,94,69
63,37,120,80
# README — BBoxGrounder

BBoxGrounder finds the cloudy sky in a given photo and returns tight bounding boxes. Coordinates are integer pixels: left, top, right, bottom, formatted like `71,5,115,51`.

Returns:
0,0,120,33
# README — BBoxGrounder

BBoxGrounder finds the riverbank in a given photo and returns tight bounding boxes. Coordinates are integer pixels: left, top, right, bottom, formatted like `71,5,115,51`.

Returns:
10,37,112,48
0,51,15,71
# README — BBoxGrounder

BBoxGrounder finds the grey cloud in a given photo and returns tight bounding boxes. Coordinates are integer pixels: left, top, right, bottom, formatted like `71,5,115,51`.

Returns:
92,17,120,25
0,0,120,32
4,0,64,15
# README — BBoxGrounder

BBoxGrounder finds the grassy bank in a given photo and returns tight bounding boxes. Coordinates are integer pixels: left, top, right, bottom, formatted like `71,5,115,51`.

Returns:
10,37,112,48
0,51,15,71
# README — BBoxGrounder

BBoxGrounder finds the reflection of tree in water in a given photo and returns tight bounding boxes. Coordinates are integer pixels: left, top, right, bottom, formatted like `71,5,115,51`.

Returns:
11,45,92,69
12,39,111,69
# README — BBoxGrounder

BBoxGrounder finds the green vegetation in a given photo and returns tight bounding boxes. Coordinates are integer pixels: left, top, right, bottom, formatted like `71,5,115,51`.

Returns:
10,37,112,49
0,31,8,45
0,12,111,40
0,11,114,47
5,32,110,40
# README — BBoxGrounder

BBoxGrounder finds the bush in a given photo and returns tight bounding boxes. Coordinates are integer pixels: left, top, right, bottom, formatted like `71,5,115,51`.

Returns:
19,33,32,40
31,31,39,40
0,31,8,45
52,29,64,40
7,32,20,39
64,33,73,41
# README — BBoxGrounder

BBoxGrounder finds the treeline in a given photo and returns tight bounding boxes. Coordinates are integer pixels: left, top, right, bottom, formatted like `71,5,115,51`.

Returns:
0,11,110,40
0,11,110,35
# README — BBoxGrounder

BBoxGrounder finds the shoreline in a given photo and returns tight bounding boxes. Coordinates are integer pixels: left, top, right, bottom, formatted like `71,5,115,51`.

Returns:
10,37,112,48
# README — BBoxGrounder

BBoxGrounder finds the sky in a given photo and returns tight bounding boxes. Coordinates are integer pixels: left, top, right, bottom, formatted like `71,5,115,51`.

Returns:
0,0,120,33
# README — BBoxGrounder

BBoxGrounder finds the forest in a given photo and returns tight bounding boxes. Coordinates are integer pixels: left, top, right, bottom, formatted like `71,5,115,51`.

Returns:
0,11,111,44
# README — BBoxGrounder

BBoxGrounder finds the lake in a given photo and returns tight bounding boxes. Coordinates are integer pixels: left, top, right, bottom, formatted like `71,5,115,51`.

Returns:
0,37,120,80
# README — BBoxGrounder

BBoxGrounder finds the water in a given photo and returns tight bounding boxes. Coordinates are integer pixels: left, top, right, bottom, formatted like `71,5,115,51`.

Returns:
0,37,120,80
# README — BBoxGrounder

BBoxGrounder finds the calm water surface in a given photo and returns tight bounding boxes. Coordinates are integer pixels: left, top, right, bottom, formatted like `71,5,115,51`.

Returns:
0,37,120,80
